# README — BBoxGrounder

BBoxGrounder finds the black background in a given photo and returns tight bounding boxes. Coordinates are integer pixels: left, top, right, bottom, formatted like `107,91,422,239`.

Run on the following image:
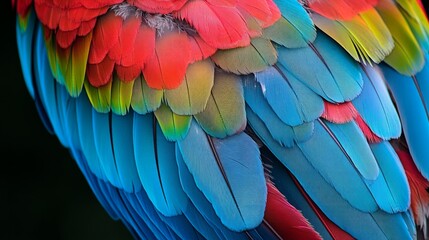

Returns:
2,1,429,240
1,1,132,239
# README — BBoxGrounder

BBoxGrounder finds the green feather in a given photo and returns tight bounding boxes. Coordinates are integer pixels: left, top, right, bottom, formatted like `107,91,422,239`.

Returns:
131,75,163,114
154,103,192,141
164,60,214,115
111,74,134,115
194,72,246,138
210,38,277,75
84,80,112,113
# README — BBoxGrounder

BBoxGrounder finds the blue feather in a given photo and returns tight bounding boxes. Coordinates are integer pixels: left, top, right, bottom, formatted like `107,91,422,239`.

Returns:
271,0,316,47
254,66,324,126
75,91,106,180
352,65,401,140
133,112,188,216
16,10,36,99
247,115,414,239
111,113,142,192
380,62,429,179
178,120,266,231
92,110,122,188
247,110,378,212
277,31,363,103
176,146,249,240
369,141,410,212
243,75,315,147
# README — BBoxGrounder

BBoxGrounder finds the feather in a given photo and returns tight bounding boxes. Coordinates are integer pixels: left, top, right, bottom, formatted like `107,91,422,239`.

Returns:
376,0,425,75
174,0,250,49
177,120,266,231
265,0,316,48
254,66,324,126
312,9,394,64
396,0,429,51
111,74,134,115
194,71,246,138
370,141,411,212
352,65,402,140
321,101,357,124
131,75,163,114
154,103,192,141
143,30,191,89
87,57,115,87
264,182,322,240
276,31,363,103
211,38,277,75
16,9,36,98
111,112,142,192
380,61,429,180
243,77,315,147
133,112,188,216
308,0,377,20
128,0,187,14
84,79,112,113
248,115,414,239
355,114,383,143
164,60,215,115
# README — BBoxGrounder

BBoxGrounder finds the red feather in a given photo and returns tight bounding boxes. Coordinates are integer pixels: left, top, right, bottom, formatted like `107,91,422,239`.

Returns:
56,29,78,49
87,57,115,87
395,147,429,229
174,0,251,49
188,35,217,61
108,15,141,67
115,64,141,82
321,101,358,124
127,0,187,14
354,114,382,143
88,12,123,64
308,0,378,20
77,19,97,36
132,23,156,67
264,182,322,240
142,31,191,89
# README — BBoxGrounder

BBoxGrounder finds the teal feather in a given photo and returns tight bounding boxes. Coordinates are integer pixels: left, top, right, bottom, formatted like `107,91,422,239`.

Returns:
370,141,411,212
243,75,315,147
380,61,429,180
92,111,122,188
248,115,414,240
277,31,363,103
111,113,142,192
254,66,324,126
247,112,378,212
75,91,106,180
352,65,402,140
16,10,36,99
177,120,266,231
268,0,316,47
133,112,188,216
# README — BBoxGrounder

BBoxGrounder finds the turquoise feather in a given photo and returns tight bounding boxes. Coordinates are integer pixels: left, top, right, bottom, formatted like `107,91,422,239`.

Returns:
254,66,324,126
352,65,402,140
177,120,266,231
380,62,429,180
133,112,188,216
370,141,411,213
277,31,363,103
243,75,315,147
111,113,142,192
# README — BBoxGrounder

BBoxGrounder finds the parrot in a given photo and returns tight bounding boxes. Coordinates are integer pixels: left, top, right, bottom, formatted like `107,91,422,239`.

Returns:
11,0,429,239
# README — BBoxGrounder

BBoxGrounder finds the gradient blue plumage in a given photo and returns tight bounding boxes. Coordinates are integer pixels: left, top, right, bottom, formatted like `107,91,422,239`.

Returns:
380,60,429,180
177,121,266,231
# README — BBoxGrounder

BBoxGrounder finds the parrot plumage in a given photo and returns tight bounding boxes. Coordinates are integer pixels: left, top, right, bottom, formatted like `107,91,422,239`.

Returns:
12,0,429,239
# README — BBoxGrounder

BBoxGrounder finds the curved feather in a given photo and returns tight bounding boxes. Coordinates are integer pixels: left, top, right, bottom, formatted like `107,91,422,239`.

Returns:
131,74,163,114
308,0,377,20
177,120,266,231
111,74,134,115
154,104,192,141
352,65,402,140
194,71,246,138
276,31,363,103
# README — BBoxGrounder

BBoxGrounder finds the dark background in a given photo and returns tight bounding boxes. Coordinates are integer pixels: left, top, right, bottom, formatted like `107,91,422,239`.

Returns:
1,1,132,239
2,1,429,240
